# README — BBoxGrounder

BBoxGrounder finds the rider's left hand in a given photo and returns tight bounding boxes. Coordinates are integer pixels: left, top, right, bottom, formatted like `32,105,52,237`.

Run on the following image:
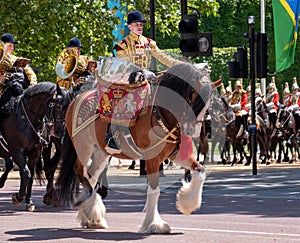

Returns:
143,69,156,80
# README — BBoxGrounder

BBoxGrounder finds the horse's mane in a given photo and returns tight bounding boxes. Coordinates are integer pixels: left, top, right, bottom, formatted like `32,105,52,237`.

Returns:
158,62,204,97
24,82,56,98
220,96,229,108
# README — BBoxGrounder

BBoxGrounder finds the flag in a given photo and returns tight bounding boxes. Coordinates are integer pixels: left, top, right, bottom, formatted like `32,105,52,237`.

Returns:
107,0,130,56
272,0,300,72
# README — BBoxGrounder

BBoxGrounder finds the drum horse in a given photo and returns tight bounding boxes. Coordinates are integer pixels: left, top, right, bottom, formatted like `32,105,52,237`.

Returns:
56,58,221,233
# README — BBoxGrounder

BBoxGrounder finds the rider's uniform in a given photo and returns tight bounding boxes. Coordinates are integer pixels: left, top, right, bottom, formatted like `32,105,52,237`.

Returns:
266,90,280,110
0,53,37,95
288,90,300,107
230,89,248,112
113,32,179,69
56,54,89,90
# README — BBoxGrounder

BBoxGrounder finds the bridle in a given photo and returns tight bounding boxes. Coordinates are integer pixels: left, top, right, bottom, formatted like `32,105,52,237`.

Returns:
19,91,58,146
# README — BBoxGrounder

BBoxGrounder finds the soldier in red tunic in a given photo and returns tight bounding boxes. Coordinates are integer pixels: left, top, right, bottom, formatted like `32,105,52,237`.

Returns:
229,79,248,138
266,82,280,112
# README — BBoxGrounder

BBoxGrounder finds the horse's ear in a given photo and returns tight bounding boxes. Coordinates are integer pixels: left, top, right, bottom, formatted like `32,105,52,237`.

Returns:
212,78,223,90
56,82,62,95
68,85,75,99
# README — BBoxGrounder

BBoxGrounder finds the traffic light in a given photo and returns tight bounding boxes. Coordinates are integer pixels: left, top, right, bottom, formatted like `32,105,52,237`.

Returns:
198,32,213,57
178,14,213,57
228,46,248,78
255,32,269,78
228,52,239,78
179,14,198,57
237,46,248,78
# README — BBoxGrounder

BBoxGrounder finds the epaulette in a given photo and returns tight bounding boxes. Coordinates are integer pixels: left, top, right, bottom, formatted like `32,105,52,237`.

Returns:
114,40,128,51
147,38,157,49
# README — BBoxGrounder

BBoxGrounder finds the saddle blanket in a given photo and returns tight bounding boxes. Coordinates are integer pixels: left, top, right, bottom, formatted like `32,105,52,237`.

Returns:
97,80,150,127
72,90,99,137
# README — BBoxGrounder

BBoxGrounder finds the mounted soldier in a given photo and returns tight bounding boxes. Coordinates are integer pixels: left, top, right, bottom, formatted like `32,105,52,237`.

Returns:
106,10,181,151
229,79,248,138
266,82,279,112
56,37,96,93
0,33,37,97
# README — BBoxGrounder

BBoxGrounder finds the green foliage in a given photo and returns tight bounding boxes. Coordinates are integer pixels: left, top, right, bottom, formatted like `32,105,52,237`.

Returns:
0,0,299,98
0,0,219,82
0,0,114,82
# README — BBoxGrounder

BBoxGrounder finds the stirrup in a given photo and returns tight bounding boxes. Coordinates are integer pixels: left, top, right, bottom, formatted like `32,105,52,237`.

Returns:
104,133,121,154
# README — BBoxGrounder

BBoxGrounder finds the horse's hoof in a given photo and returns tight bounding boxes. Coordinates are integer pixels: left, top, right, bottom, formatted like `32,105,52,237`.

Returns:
128,165,135,170
26,204,36,212
0,180,5,188
43,196,51,205
12,193,23,206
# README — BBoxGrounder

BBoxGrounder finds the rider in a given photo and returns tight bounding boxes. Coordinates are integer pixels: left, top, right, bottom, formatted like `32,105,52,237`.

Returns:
287,81,300,108
282,82,291,106
0,33,37,95
285,80,300,144
106,10,181,150
0,33,37,172
265,82,279,112
229,79,248,138
113,10,180,74
56,37,91,90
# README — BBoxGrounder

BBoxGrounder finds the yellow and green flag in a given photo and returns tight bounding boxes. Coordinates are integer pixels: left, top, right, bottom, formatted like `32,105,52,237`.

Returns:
272,0,300,72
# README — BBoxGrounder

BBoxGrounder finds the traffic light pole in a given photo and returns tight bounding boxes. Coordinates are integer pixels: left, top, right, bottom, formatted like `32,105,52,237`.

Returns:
248,17,258,175
149,0,157,72
181,0,187,16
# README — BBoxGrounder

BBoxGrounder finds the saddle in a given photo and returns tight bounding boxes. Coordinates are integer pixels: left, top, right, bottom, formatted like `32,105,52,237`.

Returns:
97,71,150,127
71,71,151,138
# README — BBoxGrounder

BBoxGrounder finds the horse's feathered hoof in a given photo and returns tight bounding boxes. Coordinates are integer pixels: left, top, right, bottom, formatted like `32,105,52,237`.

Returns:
76,190,108,229
12,193,23,206
26,203,36,212
140,222,171,234
82,219,107,229
176,169,206,215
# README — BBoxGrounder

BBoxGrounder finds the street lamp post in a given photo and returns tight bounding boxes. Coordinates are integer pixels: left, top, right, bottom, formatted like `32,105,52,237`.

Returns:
248,16,258,175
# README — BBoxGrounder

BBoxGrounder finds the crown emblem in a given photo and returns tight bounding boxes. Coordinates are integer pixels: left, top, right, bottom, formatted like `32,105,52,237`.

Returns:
113,89,123,99
138,89,147,99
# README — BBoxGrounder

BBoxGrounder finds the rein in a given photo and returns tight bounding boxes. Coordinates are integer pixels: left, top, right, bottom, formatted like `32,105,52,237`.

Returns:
19,94,56,146
152,107,179,141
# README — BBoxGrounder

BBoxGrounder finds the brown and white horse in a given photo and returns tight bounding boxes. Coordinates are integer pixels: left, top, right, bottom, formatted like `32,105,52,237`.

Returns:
55,60,221,233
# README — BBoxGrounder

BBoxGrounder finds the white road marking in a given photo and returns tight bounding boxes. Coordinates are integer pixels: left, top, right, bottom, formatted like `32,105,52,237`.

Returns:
172,227,300,238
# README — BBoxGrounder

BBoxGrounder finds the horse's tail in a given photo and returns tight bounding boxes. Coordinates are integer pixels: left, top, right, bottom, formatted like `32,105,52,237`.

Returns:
35,156,46,185
55,129,77,205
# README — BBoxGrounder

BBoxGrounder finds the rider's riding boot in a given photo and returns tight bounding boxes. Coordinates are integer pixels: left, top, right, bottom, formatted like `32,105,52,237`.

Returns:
105,123,119,150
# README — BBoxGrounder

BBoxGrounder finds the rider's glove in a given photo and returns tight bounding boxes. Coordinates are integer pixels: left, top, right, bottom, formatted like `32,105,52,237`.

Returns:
143,69,156,80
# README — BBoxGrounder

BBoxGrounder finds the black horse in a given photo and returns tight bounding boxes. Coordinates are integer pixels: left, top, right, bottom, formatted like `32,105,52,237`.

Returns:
0,81,68,211
40,73,99,206
37,86,73,206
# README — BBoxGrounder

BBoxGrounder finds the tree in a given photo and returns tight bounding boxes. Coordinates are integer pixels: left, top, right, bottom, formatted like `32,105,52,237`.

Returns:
0,0,114,81
0,0,219,81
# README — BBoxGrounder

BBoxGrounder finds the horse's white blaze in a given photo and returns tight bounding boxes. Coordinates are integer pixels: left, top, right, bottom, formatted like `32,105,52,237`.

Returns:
139,186,171,234
76,190,107,229
176,169,206,215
